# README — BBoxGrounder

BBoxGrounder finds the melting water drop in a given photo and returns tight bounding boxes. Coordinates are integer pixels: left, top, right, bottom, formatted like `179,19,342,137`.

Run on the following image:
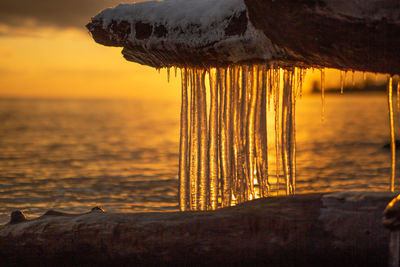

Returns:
178,68,189,211
340,70,345,94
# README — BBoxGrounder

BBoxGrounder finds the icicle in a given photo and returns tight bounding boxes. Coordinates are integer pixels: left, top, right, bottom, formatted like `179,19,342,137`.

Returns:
281,69,296,195
274,67,281,193
321,69,326,121
340,70,345,94
289,70,296,194
174,66,178,78
300,68,307,98
255,65,269,197
197,69,209,210
247,65,258,199
208,68,219,210
188,68,199,210
397,77,400,112
388,75,396,192
232,66,241,203
167,67,171,83
351,70,355,86
363,72,367,81
238,65,249,202
179,68,190,211
222,67,233,207
178,64,299,210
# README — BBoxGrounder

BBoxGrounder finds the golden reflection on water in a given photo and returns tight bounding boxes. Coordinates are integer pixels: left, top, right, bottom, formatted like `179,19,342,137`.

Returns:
0,99,181,223
0,70,398,223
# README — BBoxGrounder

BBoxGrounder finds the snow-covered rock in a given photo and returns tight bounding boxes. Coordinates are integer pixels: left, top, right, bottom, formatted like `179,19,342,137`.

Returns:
87,0,400,74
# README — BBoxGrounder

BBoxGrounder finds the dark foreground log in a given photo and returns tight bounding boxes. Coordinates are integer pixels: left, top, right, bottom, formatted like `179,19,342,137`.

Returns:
87,0,400,74
0,192,396,266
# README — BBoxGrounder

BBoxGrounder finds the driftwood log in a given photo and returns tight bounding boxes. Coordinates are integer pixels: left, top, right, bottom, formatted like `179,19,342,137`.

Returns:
86,0,400,74
0,192,396,266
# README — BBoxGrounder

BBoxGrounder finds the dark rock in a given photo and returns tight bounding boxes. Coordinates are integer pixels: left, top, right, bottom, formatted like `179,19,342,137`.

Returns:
9,210,27,224
91,206,104,213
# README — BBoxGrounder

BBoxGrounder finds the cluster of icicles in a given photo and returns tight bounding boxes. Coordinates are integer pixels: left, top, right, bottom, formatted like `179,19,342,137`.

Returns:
177,65,305,211
174,64,400,211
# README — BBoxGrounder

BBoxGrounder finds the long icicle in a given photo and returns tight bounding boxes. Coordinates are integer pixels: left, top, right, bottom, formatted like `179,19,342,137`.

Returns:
227,67,234,206
219,68,229,207
281,70,289,195
232,66,240,204
397,77,400,112
274,67,281,194
221,67,233,207
288,70,296,194
247,65,258,199
178,64,302,210
189,68,199,210
208,68,219,210
388,76,396,192
179,68,189,211
198,69,209,210
255,65,269,197
238,65,248,202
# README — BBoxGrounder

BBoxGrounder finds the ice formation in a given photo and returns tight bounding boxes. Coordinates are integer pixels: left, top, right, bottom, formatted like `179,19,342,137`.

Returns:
388,76,396,192
176,65,399,211
178,65,304,211
86,0,400,212
88,0,288,68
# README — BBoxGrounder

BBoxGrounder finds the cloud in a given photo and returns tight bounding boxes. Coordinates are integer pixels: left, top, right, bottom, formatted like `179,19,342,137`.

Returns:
0,0,139,30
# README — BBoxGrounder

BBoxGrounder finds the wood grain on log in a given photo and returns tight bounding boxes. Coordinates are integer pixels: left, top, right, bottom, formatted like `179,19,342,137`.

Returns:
0,192,396,266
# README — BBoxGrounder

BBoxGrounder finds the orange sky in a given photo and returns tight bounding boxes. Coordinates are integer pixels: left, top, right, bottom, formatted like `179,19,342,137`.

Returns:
0,27,181,100
0,0,182,101
0,1,387,100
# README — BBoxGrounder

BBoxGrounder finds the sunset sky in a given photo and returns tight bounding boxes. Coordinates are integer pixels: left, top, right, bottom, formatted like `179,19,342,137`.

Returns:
0,0,382,100
0,0,181,100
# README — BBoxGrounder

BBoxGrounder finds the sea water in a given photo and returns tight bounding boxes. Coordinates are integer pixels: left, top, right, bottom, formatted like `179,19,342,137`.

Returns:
0,93,396,224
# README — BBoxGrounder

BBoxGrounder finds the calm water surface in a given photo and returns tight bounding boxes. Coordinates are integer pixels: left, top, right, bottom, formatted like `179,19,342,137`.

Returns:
0,93,397,224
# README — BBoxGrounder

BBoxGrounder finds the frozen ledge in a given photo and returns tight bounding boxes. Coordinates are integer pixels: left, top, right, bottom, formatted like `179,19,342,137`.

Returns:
87,0,400,74
0,192,396,266
86,0,289,68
